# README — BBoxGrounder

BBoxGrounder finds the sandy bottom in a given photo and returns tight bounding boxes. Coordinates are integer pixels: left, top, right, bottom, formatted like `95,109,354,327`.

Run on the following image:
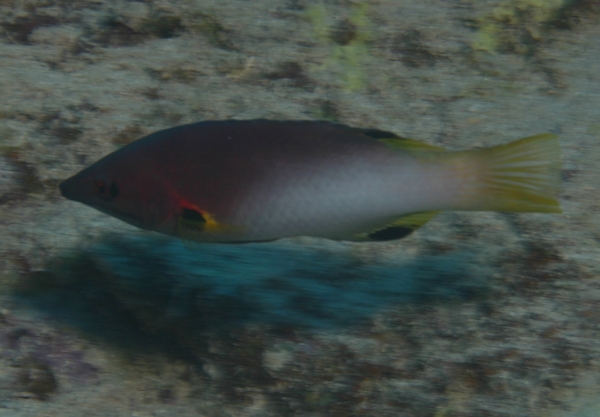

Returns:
1,0,600,416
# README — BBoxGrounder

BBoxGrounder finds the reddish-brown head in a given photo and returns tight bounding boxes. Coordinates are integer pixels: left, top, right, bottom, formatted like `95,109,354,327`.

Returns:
59,144,175,232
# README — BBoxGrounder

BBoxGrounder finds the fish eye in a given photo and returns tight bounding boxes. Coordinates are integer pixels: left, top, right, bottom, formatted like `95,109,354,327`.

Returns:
95,180,119,201
95,180,106,194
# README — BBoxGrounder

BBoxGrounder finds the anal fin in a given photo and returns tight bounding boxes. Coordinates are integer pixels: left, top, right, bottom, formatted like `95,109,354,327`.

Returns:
354,211,440,242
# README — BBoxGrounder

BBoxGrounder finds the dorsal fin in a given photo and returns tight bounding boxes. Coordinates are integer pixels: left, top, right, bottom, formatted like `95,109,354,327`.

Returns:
357,128,401,139
354,126,445,152
354,211,440,242
378,137,445,152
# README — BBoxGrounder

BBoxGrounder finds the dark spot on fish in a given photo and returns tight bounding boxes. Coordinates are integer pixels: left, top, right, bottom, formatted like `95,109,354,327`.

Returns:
96,180,119,201
181,208,206,224
367,225,414,241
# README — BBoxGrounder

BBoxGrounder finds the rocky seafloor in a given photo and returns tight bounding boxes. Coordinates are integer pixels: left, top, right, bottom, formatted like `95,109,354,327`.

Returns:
1,0,600,416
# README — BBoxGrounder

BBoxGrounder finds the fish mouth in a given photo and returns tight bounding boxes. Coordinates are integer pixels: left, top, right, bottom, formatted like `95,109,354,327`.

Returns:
58,178,75,200
58,176,83,202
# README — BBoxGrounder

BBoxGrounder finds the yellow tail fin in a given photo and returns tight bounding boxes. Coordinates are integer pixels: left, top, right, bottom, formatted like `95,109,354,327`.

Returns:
458,133,562,213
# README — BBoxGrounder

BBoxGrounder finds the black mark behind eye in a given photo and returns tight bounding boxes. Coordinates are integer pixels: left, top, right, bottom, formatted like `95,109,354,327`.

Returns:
95,180,106,195
181,208,206,223
178,208,208,239
95,180,119,201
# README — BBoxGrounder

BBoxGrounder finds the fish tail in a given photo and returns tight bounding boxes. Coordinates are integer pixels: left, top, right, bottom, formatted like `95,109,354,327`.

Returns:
454,133,562,213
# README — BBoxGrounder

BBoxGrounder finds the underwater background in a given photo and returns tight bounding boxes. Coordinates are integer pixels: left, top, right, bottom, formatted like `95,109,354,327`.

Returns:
1,0,600,415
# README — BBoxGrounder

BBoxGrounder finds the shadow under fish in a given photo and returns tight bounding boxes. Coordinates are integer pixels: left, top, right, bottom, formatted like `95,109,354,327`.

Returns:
16,235,489,339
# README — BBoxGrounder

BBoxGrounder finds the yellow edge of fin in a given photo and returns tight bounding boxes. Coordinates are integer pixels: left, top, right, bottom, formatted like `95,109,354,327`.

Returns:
354,211,440,241
457,133,562,213
389,211,441,228
177,210,243,243
379,137,445,152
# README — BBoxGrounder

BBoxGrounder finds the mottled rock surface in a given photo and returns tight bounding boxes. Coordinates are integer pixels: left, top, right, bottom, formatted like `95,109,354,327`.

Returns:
1,0,600,416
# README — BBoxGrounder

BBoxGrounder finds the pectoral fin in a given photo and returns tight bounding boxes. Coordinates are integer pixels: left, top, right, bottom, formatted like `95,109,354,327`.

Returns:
177,207,243,242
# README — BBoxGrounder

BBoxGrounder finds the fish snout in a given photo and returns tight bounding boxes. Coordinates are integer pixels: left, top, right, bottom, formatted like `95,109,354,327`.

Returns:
59,176,81,201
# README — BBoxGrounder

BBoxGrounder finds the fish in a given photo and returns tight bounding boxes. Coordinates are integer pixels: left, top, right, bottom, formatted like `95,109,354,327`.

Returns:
59,120,561,243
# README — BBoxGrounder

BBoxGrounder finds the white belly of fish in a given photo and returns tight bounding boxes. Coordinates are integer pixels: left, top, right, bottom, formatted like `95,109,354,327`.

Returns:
228,152,458,241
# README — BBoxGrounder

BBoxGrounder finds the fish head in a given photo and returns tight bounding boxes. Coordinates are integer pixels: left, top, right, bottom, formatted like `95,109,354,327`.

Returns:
59,150,173,231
